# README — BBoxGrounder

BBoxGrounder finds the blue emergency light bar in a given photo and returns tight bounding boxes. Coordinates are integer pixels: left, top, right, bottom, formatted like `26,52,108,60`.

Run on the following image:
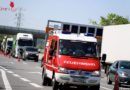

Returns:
84,33,94,37
62,30,71,34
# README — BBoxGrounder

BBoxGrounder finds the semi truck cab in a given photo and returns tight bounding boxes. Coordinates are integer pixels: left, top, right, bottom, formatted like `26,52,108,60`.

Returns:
12,33,33,58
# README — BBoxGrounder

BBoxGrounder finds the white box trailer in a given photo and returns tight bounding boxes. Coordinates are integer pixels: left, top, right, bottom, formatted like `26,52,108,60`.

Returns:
101,24,130,73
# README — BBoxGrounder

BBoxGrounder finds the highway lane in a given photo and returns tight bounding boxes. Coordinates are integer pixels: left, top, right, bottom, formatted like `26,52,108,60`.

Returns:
0,53,130,90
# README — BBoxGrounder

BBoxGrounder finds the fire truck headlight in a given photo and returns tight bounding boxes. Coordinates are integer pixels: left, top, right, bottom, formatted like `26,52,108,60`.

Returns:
58,67,68,73
91,71,100,77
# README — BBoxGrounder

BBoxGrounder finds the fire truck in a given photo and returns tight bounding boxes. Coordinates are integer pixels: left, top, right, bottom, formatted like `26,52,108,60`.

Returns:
42,20,102,90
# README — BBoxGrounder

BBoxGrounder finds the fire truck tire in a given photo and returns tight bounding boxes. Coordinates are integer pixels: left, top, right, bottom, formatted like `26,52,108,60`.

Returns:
52,75,59,90
42,70,48,86
90,85,100,90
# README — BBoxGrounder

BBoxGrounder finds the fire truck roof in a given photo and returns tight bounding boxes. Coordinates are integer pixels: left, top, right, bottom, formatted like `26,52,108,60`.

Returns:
52,31,97,42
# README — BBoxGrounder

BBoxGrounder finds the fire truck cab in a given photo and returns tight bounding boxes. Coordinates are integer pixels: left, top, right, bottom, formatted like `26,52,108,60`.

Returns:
42,20,101,90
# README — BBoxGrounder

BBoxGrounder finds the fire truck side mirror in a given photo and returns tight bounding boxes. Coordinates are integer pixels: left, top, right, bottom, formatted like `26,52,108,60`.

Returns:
49,49,54,56
102,54,106,62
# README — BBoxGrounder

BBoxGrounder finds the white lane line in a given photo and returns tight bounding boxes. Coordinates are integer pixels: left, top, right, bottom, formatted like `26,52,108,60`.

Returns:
100,86,112,90
0,66,8,71
20,78,30,82
0,69,12,90
23,62,27,64
10,62,14,64
12,74,21,77
35,66,41,69
28,72,42,75
29,83,42,88
7,71,14,74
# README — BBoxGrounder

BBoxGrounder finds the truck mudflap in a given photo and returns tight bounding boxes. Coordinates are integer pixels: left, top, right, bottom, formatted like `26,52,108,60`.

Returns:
55,72,100,86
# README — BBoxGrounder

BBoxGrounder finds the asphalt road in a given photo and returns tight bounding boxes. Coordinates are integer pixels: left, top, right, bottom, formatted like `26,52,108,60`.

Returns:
0,52,130,90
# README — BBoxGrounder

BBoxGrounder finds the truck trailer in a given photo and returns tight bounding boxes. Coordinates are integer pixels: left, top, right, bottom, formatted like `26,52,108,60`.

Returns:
101,24,130,73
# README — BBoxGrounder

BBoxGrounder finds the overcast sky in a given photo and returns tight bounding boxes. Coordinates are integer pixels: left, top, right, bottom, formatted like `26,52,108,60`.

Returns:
0,0,130,30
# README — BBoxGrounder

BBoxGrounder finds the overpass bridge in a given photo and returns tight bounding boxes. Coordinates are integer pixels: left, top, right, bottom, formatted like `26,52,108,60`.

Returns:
0,25,45,39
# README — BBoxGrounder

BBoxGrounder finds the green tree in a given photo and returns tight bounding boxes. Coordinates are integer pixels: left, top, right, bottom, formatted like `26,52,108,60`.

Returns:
89,19,99,25
100,13,129,26
90,13,129,26
0,34,5,44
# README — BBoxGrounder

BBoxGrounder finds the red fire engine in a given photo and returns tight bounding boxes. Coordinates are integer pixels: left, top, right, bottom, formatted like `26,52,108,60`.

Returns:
42,20,101,90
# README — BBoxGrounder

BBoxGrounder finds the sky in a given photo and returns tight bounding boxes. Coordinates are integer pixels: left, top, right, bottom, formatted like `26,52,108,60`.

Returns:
0,0,130,30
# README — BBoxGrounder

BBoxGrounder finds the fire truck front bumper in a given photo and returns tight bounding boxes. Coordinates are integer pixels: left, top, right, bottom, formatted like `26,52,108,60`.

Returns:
55,73,100,86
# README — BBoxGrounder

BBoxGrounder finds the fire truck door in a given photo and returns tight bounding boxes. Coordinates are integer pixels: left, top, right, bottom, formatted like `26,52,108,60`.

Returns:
47,39,56,70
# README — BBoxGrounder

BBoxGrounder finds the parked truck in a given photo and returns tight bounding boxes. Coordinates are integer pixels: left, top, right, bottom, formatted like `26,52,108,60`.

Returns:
11,33,33,58
101,24,130,73
1,36,13,54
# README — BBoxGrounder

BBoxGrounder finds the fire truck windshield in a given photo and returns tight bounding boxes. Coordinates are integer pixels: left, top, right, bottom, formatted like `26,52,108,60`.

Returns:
18,40,33,46
59,40,97,58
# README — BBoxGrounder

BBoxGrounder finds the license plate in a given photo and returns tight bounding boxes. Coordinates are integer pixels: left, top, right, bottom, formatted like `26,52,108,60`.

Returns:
73,78,85,83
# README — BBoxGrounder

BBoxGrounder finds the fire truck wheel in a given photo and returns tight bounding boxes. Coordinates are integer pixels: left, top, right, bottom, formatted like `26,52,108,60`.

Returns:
42,70,48,86
52,75,59,90
90,85,100,90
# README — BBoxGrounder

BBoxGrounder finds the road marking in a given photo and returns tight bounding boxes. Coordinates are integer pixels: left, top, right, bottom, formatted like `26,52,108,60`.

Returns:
7,71,14,74
23,62,27,64
13,74,21,77
35,66,41,69
20,78,30,82
28,72,42,75
0,69,12,90
0,66,8,71
10,62,14,64
29,83,42,88
100,86,112,90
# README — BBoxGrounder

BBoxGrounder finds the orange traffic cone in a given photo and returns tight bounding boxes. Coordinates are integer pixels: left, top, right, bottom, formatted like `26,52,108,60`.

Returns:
8,53,11,59
17,56,20,62
113,75,119,90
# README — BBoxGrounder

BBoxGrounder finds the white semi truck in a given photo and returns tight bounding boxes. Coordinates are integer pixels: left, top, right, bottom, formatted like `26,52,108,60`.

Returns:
101,24,130,73
1,36,13,54
12,33,33,57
